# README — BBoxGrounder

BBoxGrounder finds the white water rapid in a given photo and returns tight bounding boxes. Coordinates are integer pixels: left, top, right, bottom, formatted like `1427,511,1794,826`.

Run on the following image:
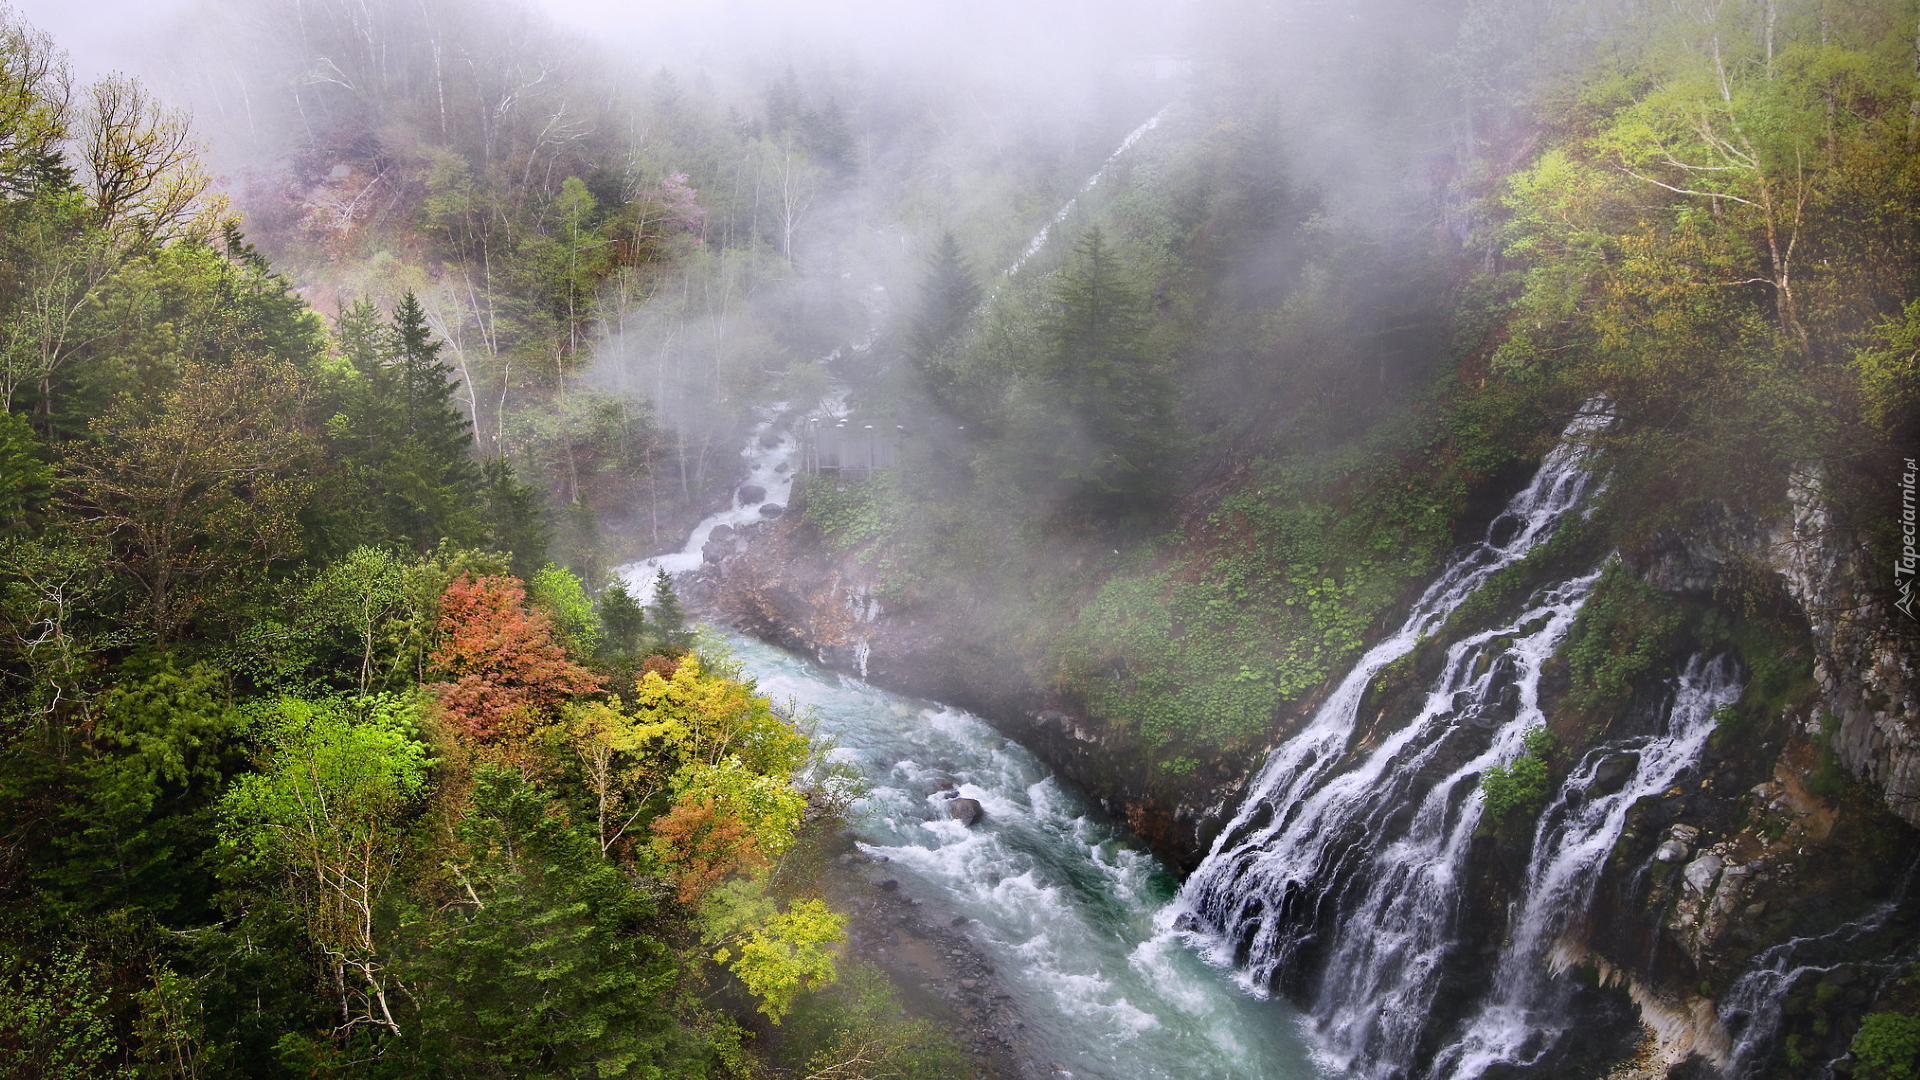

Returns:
1167,405,1612,1080
726,635,1324,1080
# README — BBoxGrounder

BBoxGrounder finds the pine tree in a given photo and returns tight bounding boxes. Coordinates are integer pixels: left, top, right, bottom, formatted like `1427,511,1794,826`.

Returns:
596,581,648,660
1038,227,1177,514
649,569,689,653
908,231,982,422
483,457,548,579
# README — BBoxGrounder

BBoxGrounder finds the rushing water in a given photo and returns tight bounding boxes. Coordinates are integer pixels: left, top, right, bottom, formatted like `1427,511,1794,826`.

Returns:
1168,405,1612,1079
725,635,1324,1080
1431,654,1744,1079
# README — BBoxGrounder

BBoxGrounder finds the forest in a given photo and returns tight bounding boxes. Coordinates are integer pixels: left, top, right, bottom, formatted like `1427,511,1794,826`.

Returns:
1,0,1917,1077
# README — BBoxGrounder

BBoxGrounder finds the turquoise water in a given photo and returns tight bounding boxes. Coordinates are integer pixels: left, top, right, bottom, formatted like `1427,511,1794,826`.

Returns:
725,633,1324,1080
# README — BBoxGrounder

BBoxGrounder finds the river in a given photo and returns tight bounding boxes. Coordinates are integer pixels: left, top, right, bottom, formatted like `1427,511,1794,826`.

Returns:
722,633,1323,1080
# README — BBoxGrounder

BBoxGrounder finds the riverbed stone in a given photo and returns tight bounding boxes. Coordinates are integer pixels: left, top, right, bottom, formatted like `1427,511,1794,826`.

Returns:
759,503,784,517
947,798,983,826
738,483,766,504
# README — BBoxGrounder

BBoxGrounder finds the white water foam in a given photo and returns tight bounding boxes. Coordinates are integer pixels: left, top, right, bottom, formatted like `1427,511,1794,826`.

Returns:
1167,404,1612,1079
1430,654,1744,1079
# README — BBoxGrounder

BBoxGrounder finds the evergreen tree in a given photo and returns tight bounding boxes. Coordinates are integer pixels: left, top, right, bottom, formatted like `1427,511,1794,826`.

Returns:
321,295,482,552
649,569,689,653
597,581,648,660
483,457,548,579
1037,227,1178,515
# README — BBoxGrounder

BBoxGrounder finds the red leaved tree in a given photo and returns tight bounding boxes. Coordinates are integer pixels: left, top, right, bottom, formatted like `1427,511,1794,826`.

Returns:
430,573,603,742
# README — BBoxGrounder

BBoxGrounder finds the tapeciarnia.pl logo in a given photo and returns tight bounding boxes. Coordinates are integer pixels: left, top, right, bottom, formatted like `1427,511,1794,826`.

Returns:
1899,457,1918,621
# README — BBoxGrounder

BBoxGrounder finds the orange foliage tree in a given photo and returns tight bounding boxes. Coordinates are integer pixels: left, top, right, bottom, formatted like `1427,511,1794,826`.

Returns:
429,573,602,742
649,796,765,905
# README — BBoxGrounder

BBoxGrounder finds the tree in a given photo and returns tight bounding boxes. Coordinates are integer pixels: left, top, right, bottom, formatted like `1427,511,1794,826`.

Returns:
0,409,49,531
429,572,602,743
218,696,428,1036
61,358,317,640
649,568,689,652
699,877,844,1023
907,231,983,421
323,294,482,552
0,950,134,1079
401,767,682,1079
482,457,548,578
651,759,806,905
1029,227,1178,516
79,75,214,244
0,14,73,203
27,664,240,928
596,580,648,660
527,562,600,658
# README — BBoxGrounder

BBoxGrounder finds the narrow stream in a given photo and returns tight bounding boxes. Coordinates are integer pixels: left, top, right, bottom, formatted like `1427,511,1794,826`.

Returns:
724,634,1324,1080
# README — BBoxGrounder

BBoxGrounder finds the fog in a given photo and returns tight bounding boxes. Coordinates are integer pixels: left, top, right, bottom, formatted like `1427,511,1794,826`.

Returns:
8,0,1516,559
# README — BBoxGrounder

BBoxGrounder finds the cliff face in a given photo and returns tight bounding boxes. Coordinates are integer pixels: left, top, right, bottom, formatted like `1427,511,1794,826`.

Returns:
1765,467,1920,828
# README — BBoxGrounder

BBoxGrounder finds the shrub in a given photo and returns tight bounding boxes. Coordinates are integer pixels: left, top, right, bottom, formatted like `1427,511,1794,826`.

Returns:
1852,1012,1920,1080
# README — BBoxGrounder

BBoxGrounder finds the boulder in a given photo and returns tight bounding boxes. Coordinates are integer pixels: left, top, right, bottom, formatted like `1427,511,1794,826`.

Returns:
1590,752,1640,796
759,431,782,449
1683,854,1724,894
1655,840,1690,863
759,503,784,518
737,484,767,504
701,541,730,564
948,798,983,827
709,523,735,542
874,877,899,892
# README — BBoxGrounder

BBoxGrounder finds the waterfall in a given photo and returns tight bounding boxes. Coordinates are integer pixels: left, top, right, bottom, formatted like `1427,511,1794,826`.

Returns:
1716,865,1916,1080
1429,654,1744,1079
1001,108,1168,281
1166,405,1611,1080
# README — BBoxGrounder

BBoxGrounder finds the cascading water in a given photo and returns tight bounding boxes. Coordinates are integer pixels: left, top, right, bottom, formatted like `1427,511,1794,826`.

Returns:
1167,405,1611,1080
1716,867,1917,1079
1001,108,1167,281
1429,654,1744,1079
725,635,1324,1080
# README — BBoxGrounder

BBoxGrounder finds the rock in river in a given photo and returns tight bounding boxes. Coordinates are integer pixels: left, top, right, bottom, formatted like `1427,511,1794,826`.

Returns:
948,798,983,827
737,483,767,504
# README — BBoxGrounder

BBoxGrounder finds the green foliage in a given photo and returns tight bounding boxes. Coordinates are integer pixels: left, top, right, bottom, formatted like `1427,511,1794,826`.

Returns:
31,663,240,926
700,877,844,1023
776,961,969,1079
1564,560,1683,713
649,568,690,652
1003,226,1181,517
482,457,550,580
318,294,483,555
800,476,890,553
1853,1012,1920,1080
1481,747,1552,828
399,767,684,1079
0,408,49,530
218,696,428,1031
597,580,649,660
529,563,602,659
0,949,134,1079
